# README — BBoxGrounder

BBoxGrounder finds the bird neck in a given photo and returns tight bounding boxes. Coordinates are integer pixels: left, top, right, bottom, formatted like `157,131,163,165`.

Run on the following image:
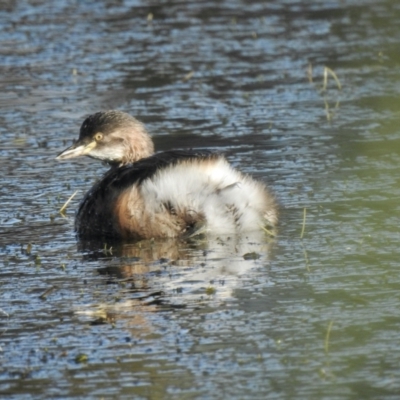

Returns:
123,135,154,165
105,132,154,167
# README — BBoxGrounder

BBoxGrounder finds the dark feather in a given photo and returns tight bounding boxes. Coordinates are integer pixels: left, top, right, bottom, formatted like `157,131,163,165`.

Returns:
75,150,218,238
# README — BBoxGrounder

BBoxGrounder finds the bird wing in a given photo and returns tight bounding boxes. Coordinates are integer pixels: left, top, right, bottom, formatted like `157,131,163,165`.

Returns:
75,150,219,237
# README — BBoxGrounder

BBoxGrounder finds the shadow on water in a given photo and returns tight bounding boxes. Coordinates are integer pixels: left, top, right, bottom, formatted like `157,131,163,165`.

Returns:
73,232,276,318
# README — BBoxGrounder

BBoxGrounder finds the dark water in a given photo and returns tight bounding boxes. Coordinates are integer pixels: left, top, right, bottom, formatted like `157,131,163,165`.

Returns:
1,0,400,398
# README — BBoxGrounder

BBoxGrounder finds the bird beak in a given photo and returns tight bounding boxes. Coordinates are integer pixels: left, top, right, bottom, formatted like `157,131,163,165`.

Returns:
56,140,97,160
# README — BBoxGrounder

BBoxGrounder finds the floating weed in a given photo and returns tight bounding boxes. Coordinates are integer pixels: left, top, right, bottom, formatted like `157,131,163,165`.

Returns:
59,190,78,216
13,137,27,146
324,320,334,354
300,207,307,239
75,353,88,364
308,63,342,121
26,243,32,255
102,243,113,256
39,286,58,300
308,64,342,92
205,286,216,296
322,67,342,91
261,225,276,238
324,98,340,122
182,71,194,82
35,255,41,266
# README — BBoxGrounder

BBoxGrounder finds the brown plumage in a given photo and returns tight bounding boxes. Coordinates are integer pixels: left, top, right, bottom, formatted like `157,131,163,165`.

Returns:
56,110,278,240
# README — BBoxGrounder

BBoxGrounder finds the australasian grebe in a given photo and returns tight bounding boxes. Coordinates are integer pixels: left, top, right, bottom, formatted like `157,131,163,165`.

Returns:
56,110,278,240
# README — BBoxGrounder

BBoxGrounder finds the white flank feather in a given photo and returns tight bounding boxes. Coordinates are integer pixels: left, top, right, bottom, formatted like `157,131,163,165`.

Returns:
140,157,276,235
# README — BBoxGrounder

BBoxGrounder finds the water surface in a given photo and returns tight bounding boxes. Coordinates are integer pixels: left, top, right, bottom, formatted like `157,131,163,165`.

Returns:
1,0,400,398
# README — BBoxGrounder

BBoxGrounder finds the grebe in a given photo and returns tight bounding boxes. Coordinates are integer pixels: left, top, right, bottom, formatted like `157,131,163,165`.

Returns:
56,110,278,240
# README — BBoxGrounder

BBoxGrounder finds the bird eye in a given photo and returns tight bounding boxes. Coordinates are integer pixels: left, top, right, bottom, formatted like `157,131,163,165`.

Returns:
94,133,103,141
